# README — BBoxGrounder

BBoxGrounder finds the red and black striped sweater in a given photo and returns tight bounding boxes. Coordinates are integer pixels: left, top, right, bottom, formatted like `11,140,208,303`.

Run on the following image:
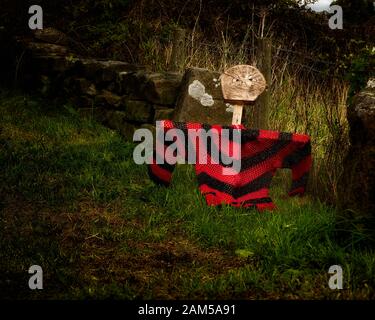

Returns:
148,120,312,211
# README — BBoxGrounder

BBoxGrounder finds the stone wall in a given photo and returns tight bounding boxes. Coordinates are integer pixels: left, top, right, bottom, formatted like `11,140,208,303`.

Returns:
16,29,181,140
16,28,234,141
341,78,375,217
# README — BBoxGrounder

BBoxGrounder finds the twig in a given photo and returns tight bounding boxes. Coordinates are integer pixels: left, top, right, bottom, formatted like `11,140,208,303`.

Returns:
191,0,202,55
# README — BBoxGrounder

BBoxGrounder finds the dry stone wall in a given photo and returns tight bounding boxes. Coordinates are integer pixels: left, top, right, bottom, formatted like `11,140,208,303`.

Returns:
21,49,182,140
16,28,234,141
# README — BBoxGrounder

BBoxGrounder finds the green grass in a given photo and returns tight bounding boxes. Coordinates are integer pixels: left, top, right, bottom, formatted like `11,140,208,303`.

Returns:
0,91,374,299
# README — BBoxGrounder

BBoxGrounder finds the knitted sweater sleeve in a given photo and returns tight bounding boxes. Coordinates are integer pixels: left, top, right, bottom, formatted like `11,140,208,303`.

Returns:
278,133,312,196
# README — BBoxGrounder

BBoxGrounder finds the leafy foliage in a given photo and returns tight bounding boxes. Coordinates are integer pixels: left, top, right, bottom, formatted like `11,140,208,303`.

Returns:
332,0,374,24
345,46,375,101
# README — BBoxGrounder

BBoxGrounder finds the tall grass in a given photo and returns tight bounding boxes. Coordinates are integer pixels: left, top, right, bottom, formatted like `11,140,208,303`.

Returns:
131,26,350,206
268,72,349,205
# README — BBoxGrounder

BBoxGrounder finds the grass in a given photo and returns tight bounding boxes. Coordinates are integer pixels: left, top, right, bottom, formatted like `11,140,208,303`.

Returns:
0,90,374,299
